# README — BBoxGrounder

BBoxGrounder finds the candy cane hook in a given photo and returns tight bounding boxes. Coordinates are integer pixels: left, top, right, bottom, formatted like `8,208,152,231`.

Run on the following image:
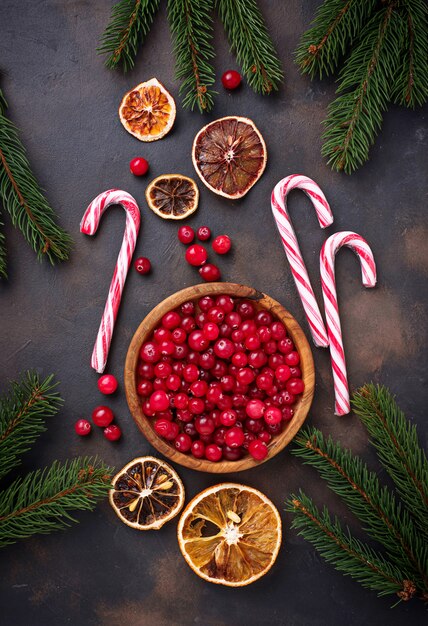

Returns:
271,174,333,348
80,189,141,373
320,232,377,416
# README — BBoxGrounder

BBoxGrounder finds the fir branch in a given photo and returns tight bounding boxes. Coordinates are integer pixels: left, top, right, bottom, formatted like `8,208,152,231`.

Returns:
295,0,377,79
167,0,216,112
0,213,6,278
216,0,283,95
0,372,62,481
321,5,404,173
287,492,417,601
293,426,428,592
0,89,72,272
97,0,160,72
392,0,428,107
0,457,112,547
352,384,428,538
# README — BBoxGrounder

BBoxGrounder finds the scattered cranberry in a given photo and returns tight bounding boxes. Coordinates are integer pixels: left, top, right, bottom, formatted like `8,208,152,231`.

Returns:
197,226,211,241
221,70,242,90
134,257,151,274
130,157,149,176
212,234,231,255
92,406,114,427
75,419,91,436
199,264,221,282
178,225,195,244
97,374,118,395
185,244,208,266
104,424,122,441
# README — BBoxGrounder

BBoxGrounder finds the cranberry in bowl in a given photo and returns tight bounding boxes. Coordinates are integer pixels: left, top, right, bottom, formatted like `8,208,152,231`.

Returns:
124,283,314,473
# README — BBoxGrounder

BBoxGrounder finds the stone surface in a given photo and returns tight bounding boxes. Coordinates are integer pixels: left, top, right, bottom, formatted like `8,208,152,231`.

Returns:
0,1,427,624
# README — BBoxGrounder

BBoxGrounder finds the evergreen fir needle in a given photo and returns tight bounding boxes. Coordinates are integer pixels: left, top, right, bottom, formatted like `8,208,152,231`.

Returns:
0,88,72,275
0,215,6,278
167,0,216,113
0,372,62,481
216,0,283,95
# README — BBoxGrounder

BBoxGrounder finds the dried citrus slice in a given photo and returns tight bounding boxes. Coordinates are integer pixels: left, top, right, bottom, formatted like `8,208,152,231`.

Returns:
146,174,199,220
119,77,176,142
109,456,185,530
177,483,282,586
192,116,267,199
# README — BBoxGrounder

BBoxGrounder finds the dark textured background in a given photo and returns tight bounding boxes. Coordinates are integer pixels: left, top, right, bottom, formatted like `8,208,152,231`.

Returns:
0,1,427,624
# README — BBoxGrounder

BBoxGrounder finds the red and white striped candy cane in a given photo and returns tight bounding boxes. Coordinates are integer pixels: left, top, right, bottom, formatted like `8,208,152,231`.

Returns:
80,189,141,373
320,231,377,416
271,174,333,348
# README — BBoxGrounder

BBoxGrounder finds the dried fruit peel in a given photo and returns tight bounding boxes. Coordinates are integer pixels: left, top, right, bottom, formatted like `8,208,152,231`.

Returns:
146,174,199,220
192,116,267,199
109,456,185,530
177,483,281,586
119,78,176,142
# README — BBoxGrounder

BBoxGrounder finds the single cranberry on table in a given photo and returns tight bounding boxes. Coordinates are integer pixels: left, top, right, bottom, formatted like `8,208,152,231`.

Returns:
74,419,91,436
178,225,195,244
92,406,114,427
185,244,208,266
212,234,232,255
104,424,122,441
199,263,221,282
130,157,149,176
197,226,211,241
97,374,118,395
221,70,242,90
134,257,151,274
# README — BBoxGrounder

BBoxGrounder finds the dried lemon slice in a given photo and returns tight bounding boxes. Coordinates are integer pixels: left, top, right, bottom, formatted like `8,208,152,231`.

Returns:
177,483,282,586
192,116,267,199
146,174,199,220
119,77,176,142
109,456,184,530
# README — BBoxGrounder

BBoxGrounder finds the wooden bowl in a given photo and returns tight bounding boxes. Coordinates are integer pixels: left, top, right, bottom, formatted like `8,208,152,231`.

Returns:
124,283,314,473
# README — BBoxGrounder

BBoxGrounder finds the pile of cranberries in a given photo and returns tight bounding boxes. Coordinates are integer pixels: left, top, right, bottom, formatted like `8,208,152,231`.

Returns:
178,225,232,282
136,294,305,463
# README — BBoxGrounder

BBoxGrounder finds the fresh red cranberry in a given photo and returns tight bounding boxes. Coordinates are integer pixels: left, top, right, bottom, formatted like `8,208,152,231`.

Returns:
220,375,235,392
245,399,265,419
237,368,255,385
172,327,186,344
104,424,122,441
174,433,192,453
266,422,283,436
74,419,91,436
212,234,231,255
256,326,272,342
217,393,233,410
154,418,176,440
130,157,149,176
219,409,237,427
188,330,209,352
216,295,234,312
269,353,284,368
161,311,181,330
207,384,222,403
188,397,205,414
191,440,205,458
264,340,278,355
286,378,305,395
195,415,215,435
203,322,220,341
213,427,228,446
183,422,197,438
138,362,154,378
282,407,294,421
190,380,208,397
207,307,225,324
281,390,296,405
248,350,267,368
205,443,222,461
243,431,257,449
183,364,199,383
198,296,215,311
289,366,302,378
177,409,193,423
154,362,172,379
142,400,155,417
225,426,244,448
197,226,211,241
248,439,268,461
264,406,282,425
275,364,292,382
159,340,175,356
174,393,189,409
178,225,195,244
195,312,207,328
245,335,261,350
181,300,195,316
222,445,243,461
237,300,256,319
97,374,118,395
270,322,287,340
256,372,274,391
199,264,221,282
211,360,228,379
278,337,294,354
166,374,181,391
232,351,247,367
232,393,247,408
199,351,216,369
181,316,196,333
255,310,273,326
137,380,153,396
221,70,241,89
214,338,235,359
92,406,114,427
285,351,300,366
149,390,170,412
185,244,208,266
226,311,241,328
241,320,257,336
156,409,173,421
140,341,161,363
174,344,188,360
258,430,272,444
154,328,172,342
219,323,232,338
134,257,151,274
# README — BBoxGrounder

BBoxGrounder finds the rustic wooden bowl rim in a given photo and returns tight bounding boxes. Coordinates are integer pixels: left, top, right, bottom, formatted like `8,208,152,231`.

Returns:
124,282,315,473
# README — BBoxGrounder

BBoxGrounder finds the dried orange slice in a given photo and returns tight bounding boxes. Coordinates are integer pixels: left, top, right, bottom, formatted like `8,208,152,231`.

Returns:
109,456,184,530
192,116,267,199
146,174,199,220
177,483,282,586
119,78,176,142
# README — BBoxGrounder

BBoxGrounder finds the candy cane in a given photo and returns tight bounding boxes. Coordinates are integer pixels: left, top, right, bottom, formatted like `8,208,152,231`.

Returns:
271,174,333,348
80,189,141,373
320,231,377,416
